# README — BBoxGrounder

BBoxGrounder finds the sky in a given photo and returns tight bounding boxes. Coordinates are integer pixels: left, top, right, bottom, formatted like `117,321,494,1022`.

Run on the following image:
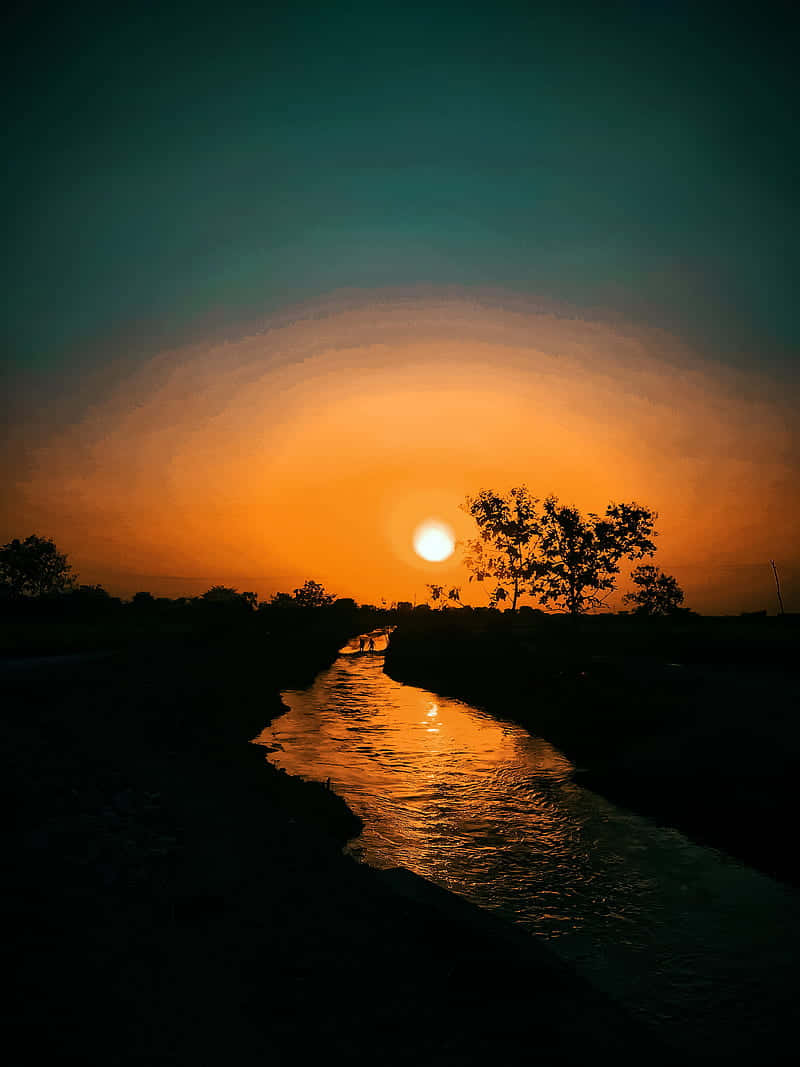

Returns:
2,1,798,612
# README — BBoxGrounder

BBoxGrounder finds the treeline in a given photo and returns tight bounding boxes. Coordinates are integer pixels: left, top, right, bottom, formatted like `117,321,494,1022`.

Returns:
461,487,687,615
0,536,391,628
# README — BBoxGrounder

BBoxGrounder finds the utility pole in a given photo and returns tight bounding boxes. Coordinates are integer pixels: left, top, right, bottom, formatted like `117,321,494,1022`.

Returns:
770,560,785,616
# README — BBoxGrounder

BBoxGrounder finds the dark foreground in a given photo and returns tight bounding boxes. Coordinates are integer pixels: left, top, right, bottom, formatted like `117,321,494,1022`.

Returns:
6,621,668,1066
384,612,800,887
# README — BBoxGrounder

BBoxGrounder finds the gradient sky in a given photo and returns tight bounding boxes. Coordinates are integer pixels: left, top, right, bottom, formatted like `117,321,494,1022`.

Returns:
2,2,798,611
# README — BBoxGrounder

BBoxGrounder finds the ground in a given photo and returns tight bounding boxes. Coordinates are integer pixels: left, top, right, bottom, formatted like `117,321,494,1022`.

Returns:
6,619,668,1065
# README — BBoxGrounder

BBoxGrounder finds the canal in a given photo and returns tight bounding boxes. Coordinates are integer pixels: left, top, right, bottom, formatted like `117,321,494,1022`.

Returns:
255,635,798,1056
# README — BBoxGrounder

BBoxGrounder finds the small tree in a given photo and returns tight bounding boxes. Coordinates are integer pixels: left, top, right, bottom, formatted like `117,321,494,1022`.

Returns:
462,486,540,611
446,586,462,608
426,583,444,608
71,584,111,600
292,579,335,609
425,584,462,610
536,497,657,615
0,535,76,597
265,592,296,611
200,586,256,610
201,585,241,603
623,565,685,616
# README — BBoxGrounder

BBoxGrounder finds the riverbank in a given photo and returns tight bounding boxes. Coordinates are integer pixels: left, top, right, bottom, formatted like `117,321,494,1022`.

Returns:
7,621,667,1065
384,613,800,886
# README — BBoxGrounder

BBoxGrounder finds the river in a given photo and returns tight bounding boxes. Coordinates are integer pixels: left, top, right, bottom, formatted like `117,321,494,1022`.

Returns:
255,635,798,1056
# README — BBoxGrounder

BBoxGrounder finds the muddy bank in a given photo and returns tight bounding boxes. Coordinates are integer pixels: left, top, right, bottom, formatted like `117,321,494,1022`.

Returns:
7,622,667,1065
384,616,800,886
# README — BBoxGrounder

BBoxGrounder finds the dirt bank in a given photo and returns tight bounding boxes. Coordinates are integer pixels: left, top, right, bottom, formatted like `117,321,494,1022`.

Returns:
7,622,667,1066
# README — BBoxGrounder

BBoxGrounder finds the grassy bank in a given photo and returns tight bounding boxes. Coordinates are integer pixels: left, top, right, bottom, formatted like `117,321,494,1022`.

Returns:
384,611,800,885
7,614,666,1065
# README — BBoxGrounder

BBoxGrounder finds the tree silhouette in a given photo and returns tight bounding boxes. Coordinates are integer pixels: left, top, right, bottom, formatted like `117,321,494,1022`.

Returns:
425,584,462,610
292,579,335,609
536,497,658,615
462,487,540,611
0,535,75,597
426,583,444,608
201,585,241,602
71,584,111,600
200,586,257,610
623,565,685,615
462,489,658,614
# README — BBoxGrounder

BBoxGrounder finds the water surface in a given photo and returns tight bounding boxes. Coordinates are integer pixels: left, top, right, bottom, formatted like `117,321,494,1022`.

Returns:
255,641,798,1055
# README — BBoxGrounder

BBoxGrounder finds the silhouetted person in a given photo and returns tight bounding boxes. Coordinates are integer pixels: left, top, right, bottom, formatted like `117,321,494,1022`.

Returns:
358,636,366,652
367,636,375,652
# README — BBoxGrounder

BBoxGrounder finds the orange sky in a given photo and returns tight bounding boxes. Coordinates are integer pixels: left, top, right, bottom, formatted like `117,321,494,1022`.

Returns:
5,292,798,612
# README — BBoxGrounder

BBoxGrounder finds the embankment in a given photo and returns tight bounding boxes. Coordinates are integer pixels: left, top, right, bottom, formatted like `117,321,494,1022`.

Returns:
7,620,667,1066
384,614,800,886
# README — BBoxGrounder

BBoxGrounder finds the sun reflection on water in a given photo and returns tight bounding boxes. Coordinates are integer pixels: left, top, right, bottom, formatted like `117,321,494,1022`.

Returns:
255,645,574,895
253,644,800,1059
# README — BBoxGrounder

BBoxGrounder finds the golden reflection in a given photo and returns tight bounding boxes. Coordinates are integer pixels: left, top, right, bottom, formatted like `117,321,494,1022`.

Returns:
256,652,575,885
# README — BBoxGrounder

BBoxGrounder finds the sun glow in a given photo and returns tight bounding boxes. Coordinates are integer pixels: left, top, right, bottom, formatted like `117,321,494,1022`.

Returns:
7,292,797,612
413,520,455,562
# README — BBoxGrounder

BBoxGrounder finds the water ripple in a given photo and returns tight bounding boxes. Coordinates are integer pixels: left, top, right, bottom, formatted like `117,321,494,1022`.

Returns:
254,650,800,1057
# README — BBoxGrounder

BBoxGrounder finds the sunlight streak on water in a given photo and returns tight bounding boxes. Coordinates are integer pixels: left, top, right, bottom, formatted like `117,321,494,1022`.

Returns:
254,650,799,1056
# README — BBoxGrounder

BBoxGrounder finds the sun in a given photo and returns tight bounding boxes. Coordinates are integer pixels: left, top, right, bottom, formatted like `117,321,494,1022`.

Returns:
412,519,455,562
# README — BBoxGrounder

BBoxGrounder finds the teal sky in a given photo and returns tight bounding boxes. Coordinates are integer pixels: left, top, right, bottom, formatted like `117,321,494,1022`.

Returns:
3,1,798,382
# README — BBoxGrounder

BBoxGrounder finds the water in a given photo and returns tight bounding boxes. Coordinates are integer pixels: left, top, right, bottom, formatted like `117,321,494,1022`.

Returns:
255,637,798,1055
